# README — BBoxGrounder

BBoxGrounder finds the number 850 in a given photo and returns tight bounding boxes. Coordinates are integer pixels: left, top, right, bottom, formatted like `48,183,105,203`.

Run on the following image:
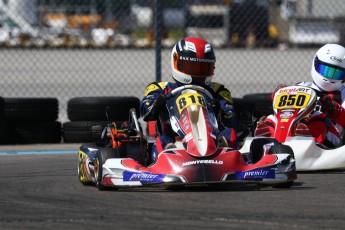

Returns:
277,94,307,107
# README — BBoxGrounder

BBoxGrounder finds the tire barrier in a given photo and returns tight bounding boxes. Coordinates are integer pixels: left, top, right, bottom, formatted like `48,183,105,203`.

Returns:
63,96,141,143
62,120,127,143
67,96,140,121
4,98,59,121
9,121,62,144
0,97,8,144
232,97,256,132
0,95,274,145
62,121,108,143
242,93,273,116
2,97,61,144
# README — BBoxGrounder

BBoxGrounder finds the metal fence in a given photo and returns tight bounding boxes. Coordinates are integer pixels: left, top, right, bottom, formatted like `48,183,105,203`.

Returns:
1,0,345,122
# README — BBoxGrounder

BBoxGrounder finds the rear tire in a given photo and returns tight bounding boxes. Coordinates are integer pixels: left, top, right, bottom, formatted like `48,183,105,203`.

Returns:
94,148,120,191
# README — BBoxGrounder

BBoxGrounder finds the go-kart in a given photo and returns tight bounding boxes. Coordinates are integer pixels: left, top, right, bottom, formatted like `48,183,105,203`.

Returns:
243,85,345,171
78,85,296,190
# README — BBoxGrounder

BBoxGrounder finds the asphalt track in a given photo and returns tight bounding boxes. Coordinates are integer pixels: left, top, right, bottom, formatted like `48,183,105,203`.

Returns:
1,144,345,230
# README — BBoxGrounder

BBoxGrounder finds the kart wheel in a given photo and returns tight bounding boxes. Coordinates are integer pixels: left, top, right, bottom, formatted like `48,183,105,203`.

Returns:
94,148,120,191
77,143,101,186
249,138,277,163
78,159,93,186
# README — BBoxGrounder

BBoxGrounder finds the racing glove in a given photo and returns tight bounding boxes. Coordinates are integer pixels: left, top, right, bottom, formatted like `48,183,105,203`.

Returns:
142,94,167,121
271,84,287,100
321,95,336,116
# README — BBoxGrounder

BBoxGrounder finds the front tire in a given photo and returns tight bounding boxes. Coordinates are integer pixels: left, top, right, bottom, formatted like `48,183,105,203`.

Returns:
78,143,102,186
94,148,120,191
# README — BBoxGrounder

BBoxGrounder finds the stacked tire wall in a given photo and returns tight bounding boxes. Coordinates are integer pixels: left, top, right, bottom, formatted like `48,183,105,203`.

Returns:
0,95,272,145
2,97,61,144
63,96,141,143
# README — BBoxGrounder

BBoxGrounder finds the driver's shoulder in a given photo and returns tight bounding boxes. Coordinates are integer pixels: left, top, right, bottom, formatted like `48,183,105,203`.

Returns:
145,81,171,90
209,82,228,92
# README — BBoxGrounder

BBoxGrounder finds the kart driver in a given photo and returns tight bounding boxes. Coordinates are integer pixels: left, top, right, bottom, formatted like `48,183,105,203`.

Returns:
255,43,345,148
140,37,238,162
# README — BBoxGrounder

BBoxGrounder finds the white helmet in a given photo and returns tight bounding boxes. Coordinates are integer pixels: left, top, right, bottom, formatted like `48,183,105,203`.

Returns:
311,44,345,92
171,37,216,86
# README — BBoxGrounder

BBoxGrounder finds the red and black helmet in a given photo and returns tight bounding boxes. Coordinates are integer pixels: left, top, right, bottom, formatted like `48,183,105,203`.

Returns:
171,37,216,85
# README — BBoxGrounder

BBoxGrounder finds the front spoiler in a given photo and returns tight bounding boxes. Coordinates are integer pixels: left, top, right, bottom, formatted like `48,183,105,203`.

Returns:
99,159,296,189
78,146,296,189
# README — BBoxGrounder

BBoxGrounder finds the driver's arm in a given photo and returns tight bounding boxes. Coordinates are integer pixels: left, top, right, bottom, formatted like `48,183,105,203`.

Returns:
211,83,238,131
140,82,166,122
329,100,345,128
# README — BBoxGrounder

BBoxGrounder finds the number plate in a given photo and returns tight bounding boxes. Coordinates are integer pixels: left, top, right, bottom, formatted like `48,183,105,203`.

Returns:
176,93,206,113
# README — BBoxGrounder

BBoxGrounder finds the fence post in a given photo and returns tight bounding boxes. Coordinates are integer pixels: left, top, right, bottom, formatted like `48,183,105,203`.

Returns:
154,0,162,82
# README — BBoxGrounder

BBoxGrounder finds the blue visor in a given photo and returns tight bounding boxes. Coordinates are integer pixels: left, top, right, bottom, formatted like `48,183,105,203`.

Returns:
315,57,345,81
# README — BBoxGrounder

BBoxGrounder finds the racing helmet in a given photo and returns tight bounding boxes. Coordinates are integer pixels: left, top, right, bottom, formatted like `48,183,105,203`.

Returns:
311,44,345,92
171,37,216,86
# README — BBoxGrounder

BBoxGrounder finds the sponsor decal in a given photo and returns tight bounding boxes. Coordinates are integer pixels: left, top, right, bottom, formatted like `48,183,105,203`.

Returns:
280,111,294,119
179,56,215,63
330,56,342,63
278,87,310,94
236,169,275,180
123,171,166,182
182,160,223,167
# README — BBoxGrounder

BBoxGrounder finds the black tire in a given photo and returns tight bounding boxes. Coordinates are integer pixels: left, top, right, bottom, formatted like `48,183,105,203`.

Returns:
232,98,255,115
0,119,10,144
67,97,140,121
63,121,126,143
63,121,109,143
94,148,120,191
242,93,273,116
9,121,62,144
249,138,278,164
0,97,5,117
233,97,256,134
4,98,59,121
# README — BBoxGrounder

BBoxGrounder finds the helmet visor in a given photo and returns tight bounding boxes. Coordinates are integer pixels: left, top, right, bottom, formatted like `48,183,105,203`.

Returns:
315,57,345,81
178,59,215,77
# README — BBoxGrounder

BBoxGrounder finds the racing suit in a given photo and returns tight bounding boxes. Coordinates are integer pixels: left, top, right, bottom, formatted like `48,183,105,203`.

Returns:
256,82,345,148
141,81,238,162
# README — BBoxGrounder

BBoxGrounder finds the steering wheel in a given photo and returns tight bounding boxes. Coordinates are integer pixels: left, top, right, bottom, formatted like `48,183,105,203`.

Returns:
165,85,213,100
